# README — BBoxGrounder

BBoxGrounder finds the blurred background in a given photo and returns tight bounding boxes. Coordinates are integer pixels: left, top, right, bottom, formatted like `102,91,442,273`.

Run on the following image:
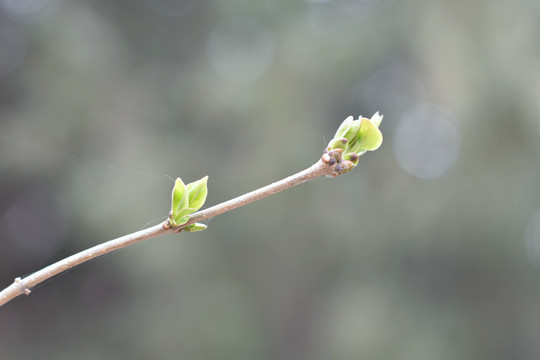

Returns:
1,0,540,358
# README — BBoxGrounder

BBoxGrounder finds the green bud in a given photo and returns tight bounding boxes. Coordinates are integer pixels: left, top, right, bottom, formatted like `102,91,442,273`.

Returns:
334,116,353,139
327,148,344,161
343,152,359,166
169,176,209,227
324,113,383,174
184,223,208,232
340,160,356,173
187,176,208,212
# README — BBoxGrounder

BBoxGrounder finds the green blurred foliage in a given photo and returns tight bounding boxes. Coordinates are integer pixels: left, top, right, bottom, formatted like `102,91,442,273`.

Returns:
1,0,540,359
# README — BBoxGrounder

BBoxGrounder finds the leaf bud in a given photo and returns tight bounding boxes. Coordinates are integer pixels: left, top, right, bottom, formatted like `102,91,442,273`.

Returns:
185,223,208,232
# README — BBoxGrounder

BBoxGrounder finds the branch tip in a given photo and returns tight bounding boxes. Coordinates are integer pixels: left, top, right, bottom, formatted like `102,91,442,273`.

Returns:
0,113,383,307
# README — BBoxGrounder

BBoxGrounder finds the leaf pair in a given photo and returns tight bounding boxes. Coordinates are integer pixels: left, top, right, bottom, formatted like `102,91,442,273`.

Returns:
169,176,208,231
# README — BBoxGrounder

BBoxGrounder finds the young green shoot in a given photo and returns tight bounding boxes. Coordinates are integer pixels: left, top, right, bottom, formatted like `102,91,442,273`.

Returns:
0,113,383,307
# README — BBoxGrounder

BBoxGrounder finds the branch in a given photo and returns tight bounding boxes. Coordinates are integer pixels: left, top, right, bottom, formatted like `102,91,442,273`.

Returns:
0,160,332,307
186,159,334,226
0,113,383,307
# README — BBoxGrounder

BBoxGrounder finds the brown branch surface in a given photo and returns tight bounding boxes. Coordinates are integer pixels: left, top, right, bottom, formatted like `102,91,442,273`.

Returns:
0,159,338,307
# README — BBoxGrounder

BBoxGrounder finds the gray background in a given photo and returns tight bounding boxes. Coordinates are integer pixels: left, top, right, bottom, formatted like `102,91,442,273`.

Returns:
1,0,540,359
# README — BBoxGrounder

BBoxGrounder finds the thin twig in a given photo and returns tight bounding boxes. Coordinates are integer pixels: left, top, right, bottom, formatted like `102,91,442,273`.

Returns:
0,159,338,307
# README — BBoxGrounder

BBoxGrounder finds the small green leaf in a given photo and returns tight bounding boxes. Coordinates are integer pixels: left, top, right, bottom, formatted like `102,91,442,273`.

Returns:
171,178,188,216
356,118,383,151
173,215,190,226
187,176,208,212
343,119,362,144
174,207,197,218
184,223,207,232
173,207,197,225
370,112,383,128
169,213,188,228
327,138,348,151
334,116,353,139
345,136,362,154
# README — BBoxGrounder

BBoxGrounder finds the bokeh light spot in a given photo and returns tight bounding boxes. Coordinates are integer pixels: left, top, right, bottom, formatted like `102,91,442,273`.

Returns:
207,17,275,84
394,104,460,179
